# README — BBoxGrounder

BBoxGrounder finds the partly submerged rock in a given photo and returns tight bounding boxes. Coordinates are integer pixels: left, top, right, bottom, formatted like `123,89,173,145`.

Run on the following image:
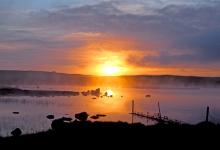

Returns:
91,88,101,97
11,128,22,136
13,112,19,114
47,115,55,120
96,114,107,117
75,112,89,122
81,91,89,96
90,114,107,120
90,115,99,120
145,95,151,98
81,88,101,97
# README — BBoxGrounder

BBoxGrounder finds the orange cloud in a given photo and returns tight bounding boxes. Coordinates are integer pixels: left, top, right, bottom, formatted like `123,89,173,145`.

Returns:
41,32,220,77
65,34,145,75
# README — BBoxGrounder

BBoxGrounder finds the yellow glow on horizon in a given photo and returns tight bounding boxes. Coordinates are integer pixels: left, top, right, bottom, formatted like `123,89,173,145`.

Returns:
67,34,164,76
101,65,120,76
90,50,130,76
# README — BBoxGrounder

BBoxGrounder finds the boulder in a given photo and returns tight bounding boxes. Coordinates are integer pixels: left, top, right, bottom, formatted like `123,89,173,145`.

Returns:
145,95,151,98
51,117,72,131
91,88,101,97
91,115,99,120
96,114,107,117
47,115,55,120
11,128,22,136
75,112,89,122
13,112,19,114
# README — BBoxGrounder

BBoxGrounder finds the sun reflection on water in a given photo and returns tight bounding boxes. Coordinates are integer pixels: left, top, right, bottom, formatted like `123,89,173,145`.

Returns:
89,88,129,114
105,89,114,97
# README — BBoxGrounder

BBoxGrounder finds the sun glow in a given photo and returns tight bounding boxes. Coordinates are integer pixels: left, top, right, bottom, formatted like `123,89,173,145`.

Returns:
102,65,120,76
96,53,128,76
71,36,139,76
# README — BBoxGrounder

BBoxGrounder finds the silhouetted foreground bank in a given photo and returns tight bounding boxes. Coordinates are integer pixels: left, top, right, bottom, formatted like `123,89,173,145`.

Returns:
1,119,220,146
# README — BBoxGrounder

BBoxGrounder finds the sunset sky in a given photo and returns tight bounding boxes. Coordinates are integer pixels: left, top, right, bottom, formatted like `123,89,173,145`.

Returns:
0,0,220,76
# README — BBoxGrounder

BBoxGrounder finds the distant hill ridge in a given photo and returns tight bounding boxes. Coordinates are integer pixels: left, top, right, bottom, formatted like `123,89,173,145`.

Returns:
0,70,220,88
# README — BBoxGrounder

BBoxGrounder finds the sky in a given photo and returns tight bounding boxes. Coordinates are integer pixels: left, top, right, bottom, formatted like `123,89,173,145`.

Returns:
0,0,220,76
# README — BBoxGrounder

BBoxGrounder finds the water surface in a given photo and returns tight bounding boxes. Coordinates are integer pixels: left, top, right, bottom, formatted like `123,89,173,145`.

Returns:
0,86,220,137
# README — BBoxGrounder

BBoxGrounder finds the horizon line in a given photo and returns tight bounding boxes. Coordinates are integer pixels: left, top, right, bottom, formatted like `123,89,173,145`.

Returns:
0,69,220,78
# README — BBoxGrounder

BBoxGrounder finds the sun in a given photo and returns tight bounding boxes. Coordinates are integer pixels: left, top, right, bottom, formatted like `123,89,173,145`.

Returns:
92,51,130,76
102,65,120,76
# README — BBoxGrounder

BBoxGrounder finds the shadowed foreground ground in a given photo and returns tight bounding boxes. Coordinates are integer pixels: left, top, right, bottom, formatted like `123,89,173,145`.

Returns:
1,120,220,147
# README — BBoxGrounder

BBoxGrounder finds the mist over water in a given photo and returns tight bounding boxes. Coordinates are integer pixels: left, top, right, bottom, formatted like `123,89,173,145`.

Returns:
0,71,220,136
0,84,220,137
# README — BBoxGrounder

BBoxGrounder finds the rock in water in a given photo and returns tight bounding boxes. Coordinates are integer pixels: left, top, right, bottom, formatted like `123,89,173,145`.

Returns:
13,112,19,114
96,114,107,117
75,112,89,122
145,95,151,98
91,114,107,120
47,115,55,120
11,128,22,136
91,115,99,120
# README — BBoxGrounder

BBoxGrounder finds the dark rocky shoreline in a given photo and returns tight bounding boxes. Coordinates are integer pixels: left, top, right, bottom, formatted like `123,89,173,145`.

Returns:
1,115,220,146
